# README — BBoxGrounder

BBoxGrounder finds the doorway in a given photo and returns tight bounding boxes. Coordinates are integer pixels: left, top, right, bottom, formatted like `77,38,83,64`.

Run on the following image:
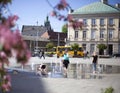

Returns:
108,44,113,55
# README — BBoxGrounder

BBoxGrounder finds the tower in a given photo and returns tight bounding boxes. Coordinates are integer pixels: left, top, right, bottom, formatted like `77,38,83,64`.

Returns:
44,16,52,31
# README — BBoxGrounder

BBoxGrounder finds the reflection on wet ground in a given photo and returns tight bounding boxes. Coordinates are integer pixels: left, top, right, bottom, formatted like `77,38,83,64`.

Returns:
6,61,120,80
6,66,99,79
7,57,120,80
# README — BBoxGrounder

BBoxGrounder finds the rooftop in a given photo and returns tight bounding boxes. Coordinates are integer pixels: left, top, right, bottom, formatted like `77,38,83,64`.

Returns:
72,2,120,14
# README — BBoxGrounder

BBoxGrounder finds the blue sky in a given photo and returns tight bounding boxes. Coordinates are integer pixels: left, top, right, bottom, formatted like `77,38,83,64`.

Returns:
8,0,120,32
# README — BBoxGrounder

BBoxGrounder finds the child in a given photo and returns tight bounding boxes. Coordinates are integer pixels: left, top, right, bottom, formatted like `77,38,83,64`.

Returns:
36,64,47,76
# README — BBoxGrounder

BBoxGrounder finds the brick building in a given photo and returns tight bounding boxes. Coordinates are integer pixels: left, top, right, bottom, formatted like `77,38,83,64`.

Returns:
21,16,67,52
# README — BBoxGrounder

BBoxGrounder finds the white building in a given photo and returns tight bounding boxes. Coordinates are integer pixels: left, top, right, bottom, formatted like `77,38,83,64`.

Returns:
67,0,120,55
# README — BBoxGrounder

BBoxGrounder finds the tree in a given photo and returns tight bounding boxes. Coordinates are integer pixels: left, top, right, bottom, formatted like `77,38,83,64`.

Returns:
46,42,54,50
97,44,107,55
46,42,54,56
0,0,30,92
71,43,79,51
71,43,79,56
62,24,67,33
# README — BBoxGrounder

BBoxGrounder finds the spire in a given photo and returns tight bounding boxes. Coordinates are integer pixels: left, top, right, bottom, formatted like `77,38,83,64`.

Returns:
46,15,48,22
44,15,52,31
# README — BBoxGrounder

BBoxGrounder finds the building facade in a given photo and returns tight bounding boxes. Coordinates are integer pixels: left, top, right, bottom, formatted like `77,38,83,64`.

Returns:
67,0,120,55
21,16,67,52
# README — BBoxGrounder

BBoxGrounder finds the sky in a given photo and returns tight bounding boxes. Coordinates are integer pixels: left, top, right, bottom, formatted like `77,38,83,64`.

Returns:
8,0,120,32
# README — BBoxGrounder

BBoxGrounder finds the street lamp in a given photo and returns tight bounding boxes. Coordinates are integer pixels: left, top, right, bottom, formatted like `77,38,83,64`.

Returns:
36,21,39,49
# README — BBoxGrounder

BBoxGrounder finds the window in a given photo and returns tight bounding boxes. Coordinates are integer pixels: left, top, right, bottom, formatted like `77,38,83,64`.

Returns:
83,31,87,39
100,30,104,39
82,44,86,50
75,30,78,39
90,44,95,54
109,30,113,39
100,18,104,25
91,19,96,25
83,19,87,25
91,30,95,39
109,18,114,25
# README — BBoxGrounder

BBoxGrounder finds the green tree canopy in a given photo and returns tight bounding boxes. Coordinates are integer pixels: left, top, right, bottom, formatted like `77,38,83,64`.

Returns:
71,43,79,50
62,24,68,33
46,42,54,49
97,44,107,50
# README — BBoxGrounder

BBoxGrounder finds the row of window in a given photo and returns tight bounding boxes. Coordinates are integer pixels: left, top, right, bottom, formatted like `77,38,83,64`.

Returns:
82,44,95,54
75,30,113,40
83,18,114,26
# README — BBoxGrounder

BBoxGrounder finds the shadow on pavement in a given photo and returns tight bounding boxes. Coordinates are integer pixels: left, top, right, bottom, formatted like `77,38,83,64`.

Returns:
5,71,47,93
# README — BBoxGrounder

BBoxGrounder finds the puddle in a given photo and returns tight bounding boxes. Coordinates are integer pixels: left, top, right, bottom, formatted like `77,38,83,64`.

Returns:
48,72,64,78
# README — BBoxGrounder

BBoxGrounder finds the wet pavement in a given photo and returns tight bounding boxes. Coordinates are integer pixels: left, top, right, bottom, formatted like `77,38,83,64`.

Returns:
4,57,120,93
2,70,119,93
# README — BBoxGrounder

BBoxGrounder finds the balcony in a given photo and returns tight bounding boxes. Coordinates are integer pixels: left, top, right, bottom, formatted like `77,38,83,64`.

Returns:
74,38,78,41
100,24,105,27
82,38,86,41
108,24,115,27
100,38,104,41
83,24,88,27
91,24,97,27
90,38,95,41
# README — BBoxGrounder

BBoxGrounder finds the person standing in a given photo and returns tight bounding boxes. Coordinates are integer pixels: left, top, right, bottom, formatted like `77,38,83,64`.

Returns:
86,51,89,58
40,49,45,59
92,52,98,73
62,50,70,77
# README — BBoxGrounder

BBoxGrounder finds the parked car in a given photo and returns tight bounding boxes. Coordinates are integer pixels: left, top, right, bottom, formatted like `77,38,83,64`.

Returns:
112,53,120,57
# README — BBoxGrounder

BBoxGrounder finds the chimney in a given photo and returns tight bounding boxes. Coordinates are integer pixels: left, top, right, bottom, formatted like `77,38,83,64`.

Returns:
115,3,120,8
101,0,108,4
